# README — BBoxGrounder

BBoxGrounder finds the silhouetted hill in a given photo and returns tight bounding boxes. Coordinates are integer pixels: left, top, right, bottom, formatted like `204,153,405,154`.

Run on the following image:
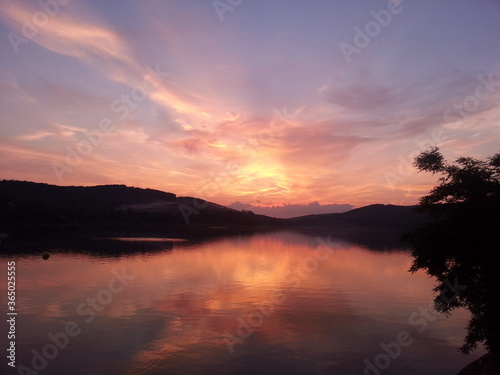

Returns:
0,180,176,209
288,204,427,232
0,180,284,228
0,181,428,249
286,204,428,248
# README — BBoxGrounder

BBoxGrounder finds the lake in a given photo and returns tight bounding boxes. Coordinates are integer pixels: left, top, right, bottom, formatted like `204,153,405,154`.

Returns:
0,230,484,374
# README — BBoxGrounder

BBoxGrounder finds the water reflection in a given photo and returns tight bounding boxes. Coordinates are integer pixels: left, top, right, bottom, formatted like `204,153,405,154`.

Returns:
0,231,484,374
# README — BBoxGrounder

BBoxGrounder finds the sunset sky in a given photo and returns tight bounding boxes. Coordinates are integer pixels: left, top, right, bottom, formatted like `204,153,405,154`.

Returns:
1,0,499,211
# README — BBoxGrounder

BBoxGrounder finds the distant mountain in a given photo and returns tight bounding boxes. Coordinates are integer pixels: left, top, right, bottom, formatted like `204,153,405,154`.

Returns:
227,201,354,218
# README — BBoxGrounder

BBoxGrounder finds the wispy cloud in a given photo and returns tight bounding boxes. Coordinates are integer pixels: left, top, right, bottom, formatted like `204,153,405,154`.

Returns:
0,0,499,208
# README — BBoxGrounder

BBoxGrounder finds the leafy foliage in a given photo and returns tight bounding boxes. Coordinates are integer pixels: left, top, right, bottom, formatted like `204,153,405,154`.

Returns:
405,148,500,355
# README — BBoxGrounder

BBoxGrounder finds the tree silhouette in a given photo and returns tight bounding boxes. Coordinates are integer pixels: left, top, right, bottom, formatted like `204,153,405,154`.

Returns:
405,147,500,356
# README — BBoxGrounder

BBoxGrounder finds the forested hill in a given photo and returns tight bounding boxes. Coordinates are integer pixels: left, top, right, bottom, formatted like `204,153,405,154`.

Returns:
288,204,427,233
0,180,426,240
0,180,177,209
0,180,282,227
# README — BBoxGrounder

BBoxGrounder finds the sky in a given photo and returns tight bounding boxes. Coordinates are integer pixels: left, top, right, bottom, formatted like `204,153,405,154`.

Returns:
0,0,499,213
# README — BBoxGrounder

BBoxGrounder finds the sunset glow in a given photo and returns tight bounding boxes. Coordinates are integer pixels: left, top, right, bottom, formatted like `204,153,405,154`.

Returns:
1,1,499,209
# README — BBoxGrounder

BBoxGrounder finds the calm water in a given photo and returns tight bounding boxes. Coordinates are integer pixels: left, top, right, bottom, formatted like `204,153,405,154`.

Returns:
0,231,484,375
